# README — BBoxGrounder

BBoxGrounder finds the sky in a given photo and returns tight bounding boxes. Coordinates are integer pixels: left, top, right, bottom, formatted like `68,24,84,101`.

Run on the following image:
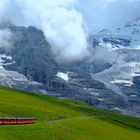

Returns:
76,0,140,32
0,0,140,62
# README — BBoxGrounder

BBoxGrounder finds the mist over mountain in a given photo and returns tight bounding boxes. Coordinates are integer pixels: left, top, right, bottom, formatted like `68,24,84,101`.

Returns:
0,0,89,62
1,0,140,62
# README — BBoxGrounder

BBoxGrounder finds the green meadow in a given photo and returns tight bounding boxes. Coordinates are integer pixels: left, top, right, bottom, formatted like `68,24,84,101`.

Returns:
0,87,140,140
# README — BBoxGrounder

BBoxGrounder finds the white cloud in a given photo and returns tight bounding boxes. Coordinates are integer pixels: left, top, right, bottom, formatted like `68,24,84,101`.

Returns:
0,0,140,62
0,0,89,62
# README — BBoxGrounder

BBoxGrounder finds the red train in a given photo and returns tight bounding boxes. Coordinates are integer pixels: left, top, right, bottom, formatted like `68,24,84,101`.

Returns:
0,118,36,125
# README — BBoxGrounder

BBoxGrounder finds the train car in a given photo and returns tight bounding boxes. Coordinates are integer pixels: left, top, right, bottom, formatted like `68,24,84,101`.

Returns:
0,118,36,125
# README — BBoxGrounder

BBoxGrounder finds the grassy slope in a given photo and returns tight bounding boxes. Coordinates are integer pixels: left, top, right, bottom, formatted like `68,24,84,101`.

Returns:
0,87,140,140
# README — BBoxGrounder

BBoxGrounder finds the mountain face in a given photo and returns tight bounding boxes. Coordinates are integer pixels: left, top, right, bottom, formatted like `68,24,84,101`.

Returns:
90,18,140,117
98,17,140,48
0,18,140,117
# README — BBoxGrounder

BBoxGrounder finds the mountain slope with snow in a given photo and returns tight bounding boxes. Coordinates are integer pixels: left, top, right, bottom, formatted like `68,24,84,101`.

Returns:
1,18,140,117
90,18,140,117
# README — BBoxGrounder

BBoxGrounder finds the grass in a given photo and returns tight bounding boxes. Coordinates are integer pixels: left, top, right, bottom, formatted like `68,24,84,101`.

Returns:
0,86,140,140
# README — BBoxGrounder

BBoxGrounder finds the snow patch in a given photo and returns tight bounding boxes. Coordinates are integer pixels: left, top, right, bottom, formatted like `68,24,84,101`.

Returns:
110,80,133,86
57,72,69,81
130,95,137,97
90,92,99,96
114,107,122,111
39,89,48,94
0,53,43,88
0,54,14,66
0,66,4,69
6,56,12,60
96,97,104,101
